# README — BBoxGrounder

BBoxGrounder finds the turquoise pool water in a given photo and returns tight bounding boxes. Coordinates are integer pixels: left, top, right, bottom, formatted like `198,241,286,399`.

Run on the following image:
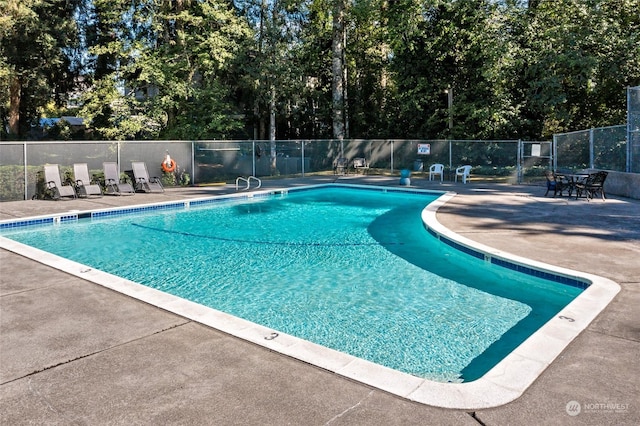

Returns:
1,187,582,382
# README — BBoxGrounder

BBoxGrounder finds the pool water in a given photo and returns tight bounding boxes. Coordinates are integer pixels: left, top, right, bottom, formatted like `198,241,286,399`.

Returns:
1,187,582,382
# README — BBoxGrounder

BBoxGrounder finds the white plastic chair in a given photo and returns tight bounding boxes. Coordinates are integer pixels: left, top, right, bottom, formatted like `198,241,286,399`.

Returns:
429,163,444,182
455,165,472,184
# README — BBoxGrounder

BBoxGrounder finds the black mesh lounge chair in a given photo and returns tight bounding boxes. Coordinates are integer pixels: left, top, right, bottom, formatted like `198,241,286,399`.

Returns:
544,170,567,197
575,171,608,201
103,162,134,195
43,164,76,200
73,163,103,198
132,161,164,193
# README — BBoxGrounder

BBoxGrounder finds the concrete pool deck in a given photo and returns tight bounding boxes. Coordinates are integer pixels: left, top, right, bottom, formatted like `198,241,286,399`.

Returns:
1,175,638,425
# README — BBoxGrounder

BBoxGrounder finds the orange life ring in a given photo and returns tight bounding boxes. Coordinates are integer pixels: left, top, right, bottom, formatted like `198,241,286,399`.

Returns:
162,159,176,173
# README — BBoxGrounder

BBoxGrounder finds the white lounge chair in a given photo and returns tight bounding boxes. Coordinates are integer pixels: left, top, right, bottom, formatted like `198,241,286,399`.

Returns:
73,163,103,198
455,165,472,184
429,163,444,182
103,162,134,195
352,157,370,174
132,161,164,193
43,164,76,200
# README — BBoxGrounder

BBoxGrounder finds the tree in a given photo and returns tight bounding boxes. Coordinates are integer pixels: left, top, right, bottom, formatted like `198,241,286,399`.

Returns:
385,0,523,139
80,0,253,140
331,0,347,140
1,0,83,139
519,0,640,137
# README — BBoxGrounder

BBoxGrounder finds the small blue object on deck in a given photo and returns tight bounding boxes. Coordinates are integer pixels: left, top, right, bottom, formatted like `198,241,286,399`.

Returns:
400,169,411,186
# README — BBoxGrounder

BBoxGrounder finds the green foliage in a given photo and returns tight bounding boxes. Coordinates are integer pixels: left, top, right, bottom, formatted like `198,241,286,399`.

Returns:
1,0,639,141
520,0,640,137
1,0,84,137
80,0,253,140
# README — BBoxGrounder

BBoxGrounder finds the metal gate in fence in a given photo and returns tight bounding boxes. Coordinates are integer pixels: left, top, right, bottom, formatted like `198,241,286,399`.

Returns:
518,141,553,184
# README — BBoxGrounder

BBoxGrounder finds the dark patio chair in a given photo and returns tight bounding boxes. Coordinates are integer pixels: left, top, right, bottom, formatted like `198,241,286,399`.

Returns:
333,157,348,175
575,171,608,201
544,170,568,197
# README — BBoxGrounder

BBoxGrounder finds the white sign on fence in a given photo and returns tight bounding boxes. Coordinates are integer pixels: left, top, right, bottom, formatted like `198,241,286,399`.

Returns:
417,144,431,155
531,144,541,157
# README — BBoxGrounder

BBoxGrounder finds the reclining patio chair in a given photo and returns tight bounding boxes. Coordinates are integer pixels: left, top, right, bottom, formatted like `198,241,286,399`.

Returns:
132,161,164,193
103,162,134,195
43,164,76,200
73,163,103,198
575,171,608,201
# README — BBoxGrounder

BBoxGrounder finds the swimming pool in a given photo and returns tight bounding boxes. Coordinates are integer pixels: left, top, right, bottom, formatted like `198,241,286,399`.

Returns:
0,184,620,408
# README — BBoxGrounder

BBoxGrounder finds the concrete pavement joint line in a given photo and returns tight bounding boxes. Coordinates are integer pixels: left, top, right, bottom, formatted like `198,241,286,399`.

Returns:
0,284,60,298
0,319,190,386
324,390,375,425
589,328,640,343
0,184,622,409
467,411,487,426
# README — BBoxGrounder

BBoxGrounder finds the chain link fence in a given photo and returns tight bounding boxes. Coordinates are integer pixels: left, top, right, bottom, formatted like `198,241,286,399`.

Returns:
3,138,557,201
554,86,640,174
553,125,628,172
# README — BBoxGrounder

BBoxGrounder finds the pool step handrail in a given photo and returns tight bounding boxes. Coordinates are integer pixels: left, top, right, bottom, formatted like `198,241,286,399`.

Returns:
235,176,262,191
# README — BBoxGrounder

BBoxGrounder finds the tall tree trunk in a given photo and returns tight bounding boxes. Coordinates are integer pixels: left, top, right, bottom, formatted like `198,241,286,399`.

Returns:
332,0,346,141
269,85,277,173
8,76,21,137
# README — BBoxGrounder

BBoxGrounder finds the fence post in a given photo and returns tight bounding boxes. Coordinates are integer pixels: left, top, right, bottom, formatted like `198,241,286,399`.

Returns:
117,141,122,174
301,140,305,177
589,128,595,169
552,134,557,171
252,140,256,177
23,143,28,200
390,140,394,172
516,139,522,184
191,141,196,185
625,86,640,173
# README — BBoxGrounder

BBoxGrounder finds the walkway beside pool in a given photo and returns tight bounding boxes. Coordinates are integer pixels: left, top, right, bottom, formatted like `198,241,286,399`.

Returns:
1,175,638,425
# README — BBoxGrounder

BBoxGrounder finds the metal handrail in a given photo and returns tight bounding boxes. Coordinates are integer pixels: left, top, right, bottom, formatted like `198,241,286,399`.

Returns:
235,176,261,191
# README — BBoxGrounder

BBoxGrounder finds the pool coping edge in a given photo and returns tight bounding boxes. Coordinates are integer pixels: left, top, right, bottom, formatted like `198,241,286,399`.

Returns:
0,184,621,409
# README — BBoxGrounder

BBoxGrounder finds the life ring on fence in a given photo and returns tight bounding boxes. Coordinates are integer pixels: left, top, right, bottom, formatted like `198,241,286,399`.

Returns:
162,158,176,173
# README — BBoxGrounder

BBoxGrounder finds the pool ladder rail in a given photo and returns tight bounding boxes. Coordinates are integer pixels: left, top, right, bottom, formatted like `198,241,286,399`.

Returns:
235,176,262,191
